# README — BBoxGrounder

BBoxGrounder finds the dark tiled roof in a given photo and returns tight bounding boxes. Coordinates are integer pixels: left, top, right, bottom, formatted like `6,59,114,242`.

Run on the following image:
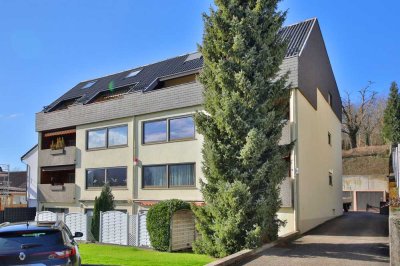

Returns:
280,18,316,57
44,18,316,112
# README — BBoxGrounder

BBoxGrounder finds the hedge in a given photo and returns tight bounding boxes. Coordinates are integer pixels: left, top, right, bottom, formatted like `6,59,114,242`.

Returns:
146,199,191,251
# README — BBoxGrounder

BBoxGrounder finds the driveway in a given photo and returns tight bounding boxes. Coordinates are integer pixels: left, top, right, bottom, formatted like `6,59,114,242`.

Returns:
240,212,389,266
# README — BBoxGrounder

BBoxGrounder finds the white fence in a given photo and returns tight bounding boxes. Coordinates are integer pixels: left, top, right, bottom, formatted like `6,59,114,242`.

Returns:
99,211,151,247
100,211,129,245
36,211,89,241
35,210,151,247
65,213,88,241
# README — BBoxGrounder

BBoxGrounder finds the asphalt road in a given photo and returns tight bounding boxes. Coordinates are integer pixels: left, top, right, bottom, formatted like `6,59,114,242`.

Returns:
240,212,389,266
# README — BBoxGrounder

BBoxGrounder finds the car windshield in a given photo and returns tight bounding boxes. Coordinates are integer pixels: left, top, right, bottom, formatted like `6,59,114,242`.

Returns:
0,230,63,251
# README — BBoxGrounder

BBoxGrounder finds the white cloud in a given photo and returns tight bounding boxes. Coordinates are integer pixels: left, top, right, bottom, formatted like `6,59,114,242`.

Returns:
0,113,23,120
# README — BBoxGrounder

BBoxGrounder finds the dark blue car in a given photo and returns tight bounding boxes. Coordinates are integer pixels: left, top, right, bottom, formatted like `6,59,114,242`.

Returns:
0,220,82,265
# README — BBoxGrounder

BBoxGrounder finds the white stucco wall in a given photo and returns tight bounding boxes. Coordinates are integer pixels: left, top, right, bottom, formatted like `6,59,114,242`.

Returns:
22,146,38,208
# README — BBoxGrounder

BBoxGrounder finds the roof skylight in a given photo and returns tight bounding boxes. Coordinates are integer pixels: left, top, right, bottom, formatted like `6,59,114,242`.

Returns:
81,80,97,89
125,69,141,78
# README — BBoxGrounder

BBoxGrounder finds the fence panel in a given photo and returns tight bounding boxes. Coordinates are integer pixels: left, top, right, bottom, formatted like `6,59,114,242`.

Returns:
100,211,129,245
128,214,137,246
35,211,57,222
65,213,87,241
138,211,151,247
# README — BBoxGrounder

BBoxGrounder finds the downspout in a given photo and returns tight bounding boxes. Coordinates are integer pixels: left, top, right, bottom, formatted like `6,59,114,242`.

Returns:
292,88,300,232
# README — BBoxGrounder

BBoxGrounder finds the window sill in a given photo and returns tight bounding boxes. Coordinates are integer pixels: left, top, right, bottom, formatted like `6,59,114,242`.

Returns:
141,187,198,190
85,187,128,191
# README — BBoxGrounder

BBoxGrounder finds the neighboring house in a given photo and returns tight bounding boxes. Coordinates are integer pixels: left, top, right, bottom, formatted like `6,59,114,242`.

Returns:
21,145,39,208
342,146,390,211
35,18,342,234
0,171,28,210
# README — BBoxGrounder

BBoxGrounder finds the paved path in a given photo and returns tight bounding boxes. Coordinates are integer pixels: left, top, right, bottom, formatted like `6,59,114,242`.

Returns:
240,212,389,266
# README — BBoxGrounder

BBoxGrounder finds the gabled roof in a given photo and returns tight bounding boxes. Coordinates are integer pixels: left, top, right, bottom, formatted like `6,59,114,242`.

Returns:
21,144,38,161
279,18,316,57
44,18,316,112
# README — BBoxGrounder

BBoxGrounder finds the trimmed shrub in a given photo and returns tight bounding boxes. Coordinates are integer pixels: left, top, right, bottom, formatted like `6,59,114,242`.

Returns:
146,199,190,251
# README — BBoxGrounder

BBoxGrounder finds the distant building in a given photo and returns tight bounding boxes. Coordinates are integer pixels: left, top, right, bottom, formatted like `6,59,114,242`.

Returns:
0,171,28,210
342,146,390,211
21,145,39,208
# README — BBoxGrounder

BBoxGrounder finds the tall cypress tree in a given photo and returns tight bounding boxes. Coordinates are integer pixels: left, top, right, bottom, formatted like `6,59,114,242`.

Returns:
91,184,115,241
192,0,290,257
383,81,400,144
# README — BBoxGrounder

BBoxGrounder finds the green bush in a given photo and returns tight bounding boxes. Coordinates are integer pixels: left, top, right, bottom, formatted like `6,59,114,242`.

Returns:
146,199,191,251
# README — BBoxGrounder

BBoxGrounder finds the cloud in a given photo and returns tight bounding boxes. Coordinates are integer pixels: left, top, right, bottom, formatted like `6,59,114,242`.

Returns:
0,113,23,120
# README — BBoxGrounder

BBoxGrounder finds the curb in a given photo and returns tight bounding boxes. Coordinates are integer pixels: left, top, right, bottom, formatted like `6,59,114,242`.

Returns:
205,231,300,266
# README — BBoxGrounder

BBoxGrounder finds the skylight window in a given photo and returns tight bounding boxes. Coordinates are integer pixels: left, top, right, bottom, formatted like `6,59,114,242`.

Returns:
185,52,202,62
81,80,97,89
125,69,141,78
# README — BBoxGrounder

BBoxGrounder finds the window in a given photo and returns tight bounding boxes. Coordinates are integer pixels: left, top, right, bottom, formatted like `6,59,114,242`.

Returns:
169,117,195,141
86,168,105,188
143,165,167,187
143,116,195,144
87,125,128,150
81,80,97,89
108,126,128,147
328,92,333,107
169,164,195,187
329,173,333,186
143,163,195,188
86,167,127,188
87,129,107,149
106,167,127,186
328,132,331,145
125,69,141,78
143,120,167,143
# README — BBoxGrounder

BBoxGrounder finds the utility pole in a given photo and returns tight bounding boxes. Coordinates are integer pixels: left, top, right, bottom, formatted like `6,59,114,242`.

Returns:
0,164,10,210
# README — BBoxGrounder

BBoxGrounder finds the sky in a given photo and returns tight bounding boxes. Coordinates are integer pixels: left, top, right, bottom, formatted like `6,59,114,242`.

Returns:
0,0,399,170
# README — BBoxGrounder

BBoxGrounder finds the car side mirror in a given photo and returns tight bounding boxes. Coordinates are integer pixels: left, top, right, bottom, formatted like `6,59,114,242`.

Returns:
73,232,83,238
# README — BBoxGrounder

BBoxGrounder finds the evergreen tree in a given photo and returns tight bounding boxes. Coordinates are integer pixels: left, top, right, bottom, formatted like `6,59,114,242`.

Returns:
192,0,291,257
383,81,400,143
91,184,115,241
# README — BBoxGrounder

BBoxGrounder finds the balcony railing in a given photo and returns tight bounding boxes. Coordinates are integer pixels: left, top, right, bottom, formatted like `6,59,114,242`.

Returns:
38,146,76,167
38,184,76,203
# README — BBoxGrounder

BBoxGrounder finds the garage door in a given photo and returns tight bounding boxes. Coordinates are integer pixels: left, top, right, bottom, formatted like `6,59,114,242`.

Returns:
138,211,151,247
356,191,384,211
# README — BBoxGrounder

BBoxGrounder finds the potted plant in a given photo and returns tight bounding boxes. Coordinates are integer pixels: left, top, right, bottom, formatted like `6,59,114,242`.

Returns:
50,137,66,155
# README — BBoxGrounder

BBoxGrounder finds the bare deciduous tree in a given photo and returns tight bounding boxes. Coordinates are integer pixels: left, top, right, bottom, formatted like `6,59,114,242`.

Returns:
342,82,377,148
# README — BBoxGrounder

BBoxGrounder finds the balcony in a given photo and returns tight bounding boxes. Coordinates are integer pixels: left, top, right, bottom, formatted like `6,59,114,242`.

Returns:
38,184,76,203
39,146,76,167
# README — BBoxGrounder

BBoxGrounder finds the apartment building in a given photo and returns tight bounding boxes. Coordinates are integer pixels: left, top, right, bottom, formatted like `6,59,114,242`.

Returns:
35,18,342,234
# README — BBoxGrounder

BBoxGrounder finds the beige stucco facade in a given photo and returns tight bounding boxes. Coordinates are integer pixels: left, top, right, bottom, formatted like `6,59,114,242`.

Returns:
293,88,343,233
134,106,204,202
38,87,341,236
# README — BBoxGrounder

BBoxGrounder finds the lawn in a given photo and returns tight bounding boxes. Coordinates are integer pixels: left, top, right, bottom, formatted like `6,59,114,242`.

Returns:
79,243,215,266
